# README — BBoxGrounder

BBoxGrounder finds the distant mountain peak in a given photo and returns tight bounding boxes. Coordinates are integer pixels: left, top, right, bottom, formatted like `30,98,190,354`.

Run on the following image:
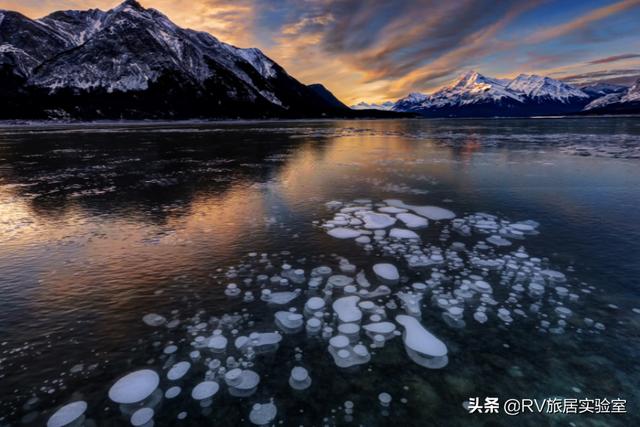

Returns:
117,0,144,10
392,71,592,117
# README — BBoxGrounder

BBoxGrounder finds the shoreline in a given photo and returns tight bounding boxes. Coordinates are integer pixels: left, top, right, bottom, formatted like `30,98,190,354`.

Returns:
0,114,638,129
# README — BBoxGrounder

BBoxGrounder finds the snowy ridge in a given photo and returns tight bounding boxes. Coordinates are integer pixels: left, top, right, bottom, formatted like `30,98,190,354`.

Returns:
583,93,623,110
583,78,640,111
620,79,640,103
391,70,593,116
1,0,286,106
506,74,589,102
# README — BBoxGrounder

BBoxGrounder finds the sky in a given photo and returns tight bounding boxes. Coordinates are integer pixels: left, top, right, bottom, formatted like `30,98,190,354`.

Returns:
3,0,640,104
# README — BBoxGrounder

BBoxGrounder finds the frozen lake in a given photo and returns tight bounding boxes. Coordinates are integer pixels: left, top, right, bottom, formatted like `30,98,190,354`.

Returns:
0,118,639,426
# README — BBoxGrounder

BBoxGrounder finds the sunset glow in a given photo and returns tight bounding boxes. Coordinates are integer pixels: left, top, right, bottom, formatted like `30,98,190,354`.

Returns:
4,0,640,104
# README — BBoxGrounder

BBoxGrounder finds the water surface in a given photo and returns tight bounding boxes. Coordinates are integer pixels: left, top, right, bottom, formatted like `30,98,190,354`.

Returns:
0,118,639,426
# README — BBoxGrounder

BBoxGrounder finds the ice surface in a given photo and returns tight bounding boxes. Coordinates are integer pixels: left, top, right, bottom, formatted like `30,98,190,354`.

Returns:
108,369,160,404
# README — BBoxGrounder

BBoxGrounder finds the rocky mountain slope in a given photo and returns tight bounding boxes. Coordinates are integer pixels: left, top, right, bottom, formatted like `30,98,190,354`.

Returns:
0,0,357,120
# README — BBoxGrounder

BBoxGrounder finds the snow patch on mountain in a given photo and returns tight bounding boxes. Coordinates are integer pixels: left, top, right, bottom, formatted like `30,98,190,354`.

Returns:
584,93,623,110
506,74,589,102
230,47,277,79
583,79,640,110
620,80,640,103
430,71,523,106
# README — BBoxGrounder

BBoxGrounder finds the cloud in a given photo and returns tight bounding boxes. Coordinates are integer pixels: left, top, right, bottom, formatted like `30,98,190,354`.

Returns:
524,0,640,44
559,68,640,81
587,53,640,65
4,0,640,103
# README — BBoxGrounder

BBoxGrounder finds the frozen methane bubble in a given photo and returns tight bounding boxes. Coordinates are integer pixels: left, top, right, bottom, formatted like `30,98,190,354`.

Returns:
487,235,511,247
306,318,322,333
328,338,371,368
289,366,312,390
142,313,166,327
396,315,448,369
263,290,300,305
384,199,456,220
327,275,354,288
167,361,191,380
389,228,420,240
227,370,260,397
235,332,282,353
225,283,241,297
471,280,492,294
338,323,361,342
275,311,304,333
108,369,160,404
46,401,87,427
373,263,399,284
473,311,488,324
328,227,362,239
165,386,181,399
378,392,392,407
333,296,362,323
397,292,424,317
191,381,220,400
130,408,154,427
207,335,228,352
304,297,325,315
378,206,407,214
249,402,277,426
360,212,396,229
396,213,428,229
363,322,396,340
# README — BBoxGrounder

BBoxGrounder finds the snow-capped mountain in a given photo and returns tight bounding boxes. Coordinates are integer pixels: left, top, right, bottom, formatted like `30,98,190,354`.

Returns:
350,101,395,111
579,82,628,98
0,0,353,119
506,74,589,102
582,78,640,114
392,71,592,117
